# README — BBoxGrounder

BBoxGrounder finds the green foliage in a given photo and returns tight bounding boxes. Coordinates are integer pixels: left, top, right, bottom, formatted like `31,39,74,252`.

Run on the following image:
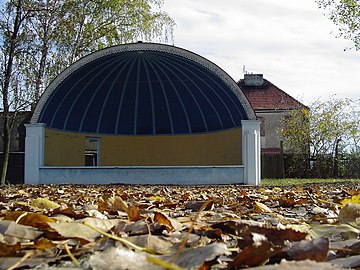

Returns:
282,97,359,158
316,0,360,50
262,178,360,186
9,0,175,102
281,96,360,178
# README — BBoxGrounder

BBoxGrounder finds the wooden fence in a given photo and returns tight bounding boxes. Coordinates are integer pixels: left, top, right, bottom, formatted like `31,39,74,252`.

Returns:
261,153,285,179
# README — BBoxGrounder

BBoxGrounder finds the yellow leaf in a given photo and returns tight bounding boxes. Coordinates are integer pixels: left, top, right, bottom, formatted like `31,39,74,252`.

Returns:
31,198,60,210
341,194,360,206
149,195,165,202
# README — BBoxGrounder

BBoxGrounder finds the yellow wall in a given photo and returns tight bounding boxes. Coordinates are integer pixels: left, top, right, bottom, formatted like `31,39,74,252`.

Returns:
44,128,242,166
44,129,84,166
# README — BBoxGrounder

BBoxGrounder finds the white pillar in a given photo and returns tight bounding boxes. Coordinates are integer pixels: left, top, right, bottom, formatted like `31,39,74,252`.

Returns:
241,120,261,185
25,123,45,184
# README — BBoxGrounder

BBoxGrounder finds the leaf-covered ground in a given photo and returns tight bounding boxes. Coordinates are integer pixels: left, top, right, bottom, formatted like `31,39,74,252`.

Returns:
1,182,360,269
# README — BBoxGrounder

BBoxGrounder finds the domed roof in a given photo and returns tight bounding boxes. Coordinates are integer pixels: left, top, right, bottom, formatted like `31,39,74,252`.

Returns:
32,43,255,135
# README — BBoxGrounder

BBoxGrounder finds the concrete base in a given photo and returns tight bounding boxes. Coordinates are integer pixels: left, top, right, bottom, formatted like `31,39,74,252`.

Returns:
37,166,244,185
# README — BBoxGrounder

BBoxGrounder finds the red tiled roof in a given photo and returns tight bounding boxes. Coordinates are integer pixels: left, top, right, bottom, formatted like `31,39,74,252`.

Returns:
237,79,306,111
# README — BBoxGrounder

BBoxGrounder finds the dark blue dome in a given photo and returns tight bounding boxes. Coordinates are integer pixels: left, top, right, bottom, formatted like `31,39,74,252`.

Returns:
33,43,255,135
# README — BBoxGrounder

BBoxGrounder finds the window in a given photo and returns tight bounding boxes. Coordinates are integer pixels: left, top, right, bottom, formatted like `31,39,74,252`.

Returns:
85,137,100,166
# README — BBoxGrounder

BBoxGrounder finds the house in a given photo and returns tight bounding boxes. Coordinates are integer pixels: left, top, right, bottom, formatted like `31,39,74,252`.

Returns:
238,74,306,154
25,42,261,185
237,74,308,178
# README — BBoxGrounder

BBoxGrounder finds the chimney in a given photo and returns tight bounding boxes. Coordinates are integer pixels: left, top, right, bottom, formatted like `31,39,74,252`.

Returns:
244,74,263,86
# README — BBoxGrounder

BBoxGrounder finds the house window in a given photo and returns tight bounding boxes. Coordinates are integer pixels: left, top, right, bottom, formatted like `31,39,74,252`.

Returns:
85,137,100,166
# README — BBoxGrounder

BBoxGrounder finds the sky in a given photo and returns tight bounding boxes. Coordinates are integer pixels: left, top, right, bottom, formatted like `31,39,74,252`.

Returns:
162,0,360,105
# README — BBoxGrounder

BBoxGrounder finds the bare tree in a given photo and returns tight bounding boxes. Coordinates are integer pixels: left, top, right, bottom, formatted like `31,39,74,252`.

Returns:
0,0,175,184
0,0,35,185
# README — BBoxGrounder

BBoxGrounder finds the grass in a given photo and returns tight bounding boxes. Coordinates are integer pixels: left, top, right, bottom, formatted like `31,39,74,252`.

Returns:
261,178,360,186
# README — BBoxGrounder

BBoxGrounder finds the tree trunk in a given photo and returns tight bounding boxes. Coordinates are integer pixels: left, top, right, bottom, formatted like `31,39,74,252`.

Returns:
1,120,11,185
333,138,341,178
0,0,24,185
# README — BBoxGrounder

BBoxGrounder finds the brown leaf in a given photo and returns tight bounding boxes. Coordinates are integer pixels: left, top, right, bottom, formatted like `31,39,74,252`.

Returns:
201,227,222,240
32,237,57,250
98,195,128,213
229,241,281,268
286,237,329,262
128,205,142,222
0,242,21,257
0,193,7,203
212,221,307,246
154,212,174,231
277,197,297,208
51,207,87,219
186,200,214,211
3,211,56,229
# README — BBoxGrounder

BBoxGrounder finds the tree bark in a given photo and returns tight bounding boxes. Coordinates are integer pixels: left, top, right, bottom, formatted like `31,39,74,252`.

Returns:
1,0,23,185
1,120,11,185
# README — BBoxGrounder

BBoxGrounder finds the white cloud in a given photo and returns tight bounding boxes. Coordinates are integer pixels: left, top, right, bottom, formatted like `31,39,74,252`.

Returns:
163,0,360,104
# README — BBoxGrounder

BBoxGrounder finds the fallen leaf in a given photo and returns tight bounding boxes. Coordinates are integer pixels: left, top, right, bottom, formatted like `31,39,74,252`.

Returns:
76,217,120,232
277,197,297,208
0,242,21,256
212,220,307,246
186,200,214,211
154,212,174,231
48,222,101,242
0,220,43,240
4,211,56,229
149,195,165,202
161,242,231,269
124,220,150,235
89,246,159,270
286,237,329,262
31,198,60,210
338,202,360,225
98,195,128,213
310,223,360,240
31,237,57,250
247,259,347,270
126,235,174,254
51,207,86,219
341,194,360,206
330,254,360,268
128,205,142,222
0,256,61,269
229,241,281,268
